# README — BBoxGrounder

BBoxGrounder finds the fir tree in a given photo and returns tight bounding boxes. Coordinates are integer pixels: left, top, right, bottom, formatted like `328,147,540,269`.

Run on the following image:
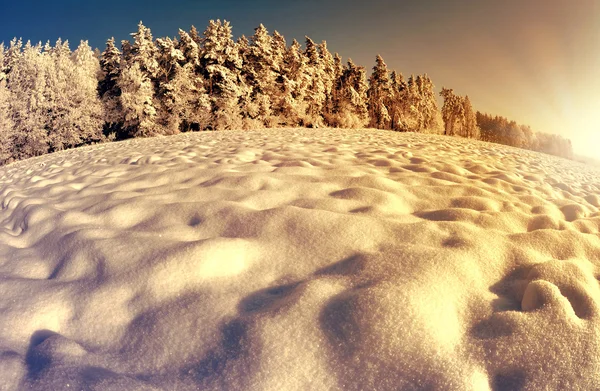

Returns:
367,55,392,129
99,38,124,137
200,19,245,130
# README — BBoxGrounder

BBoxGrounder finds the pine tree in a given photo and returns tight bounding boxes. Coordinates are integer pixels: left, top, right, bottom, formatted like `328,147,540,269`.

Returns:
269,30,288,124
200,19,245,130
3,38,23,80
367,55,391,129
155,36,185,134
279,39,306,126
334,59,369,128
462,95,479,139
440,87,464,136
45,40,104,151
118,62,157,137
302,36,326,127
319,41,335,124
9,41,50,158
0,65,14,164
419,75,443,134
388,70,406,131
244,24,278,127
99,38,124,137
130,21,159,80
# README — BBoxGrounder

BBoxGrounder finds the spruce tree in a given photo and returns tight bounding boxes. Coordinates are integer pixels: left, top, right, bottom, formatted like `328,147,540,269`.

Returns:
302,36,326,127
200,19,245,130
367,55,392,129
99,38,124,137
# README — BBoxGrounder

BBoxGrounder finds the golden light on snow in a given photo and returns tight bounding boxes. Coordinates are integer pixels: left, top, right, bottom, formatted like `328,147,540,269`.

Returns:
0,129,599,389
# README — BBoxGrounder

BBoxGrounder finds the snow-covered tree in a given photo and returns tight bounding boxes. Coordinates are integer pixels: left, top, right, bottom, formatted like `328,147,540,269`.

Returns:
130,21,159,80
367,55,392,129
8,42,50,159
440,88,479,138
200,19,245,130
45,40,104,151
277,39,306,126
2,38,22,80
0,64,14,164
319,41,336,124
155,31,210,133
118,62,157,137
440,87,464,136
418,75,443,134
331,59,369,128
462,95,479,139
301,36,326,127
99,38,124,136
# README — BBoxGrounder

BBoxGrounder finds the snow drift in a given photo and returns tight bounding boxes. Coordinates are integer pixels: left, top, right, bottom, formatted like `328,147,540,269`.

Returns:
0,128,599,390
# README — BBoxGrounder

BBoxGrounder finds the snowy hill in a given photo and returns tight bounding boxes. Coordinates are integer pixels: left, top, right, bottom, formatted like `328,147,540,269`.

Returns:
0,128,599,390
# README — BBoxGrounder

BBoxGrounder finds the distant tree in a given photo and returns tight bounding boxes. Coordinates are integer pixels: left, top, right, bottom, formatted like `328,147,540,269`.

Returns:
440,87,464,136
461,95,479,139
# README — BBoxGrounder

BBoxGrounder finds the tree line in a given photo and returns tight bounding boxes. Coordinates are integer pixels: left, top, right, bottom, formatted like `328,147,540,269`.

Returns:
0,20,573,165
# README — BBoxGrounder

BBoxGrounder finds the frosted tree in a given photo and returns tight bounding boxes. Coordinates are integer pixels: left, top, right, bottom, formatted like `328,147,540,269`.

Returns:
440,88,464,136
440,88,480,138
419,75,443,134
99,38,124,136
189,25,202,46
155,31,210,133
130,21,159,80
367,55,392,129
277,39,307,126
244,24,278,127
118,62,157,137
2,38,23,79
268,30,287,124
46,40,104,151
8,42,50,158
155,36,186,134
301,36,326,127
462,95,479,139
176,29,211,131
116,22,160,137
0,62,14,164
200,19,245,130
332,59,369,128
388,70,407,131
318,41,335,124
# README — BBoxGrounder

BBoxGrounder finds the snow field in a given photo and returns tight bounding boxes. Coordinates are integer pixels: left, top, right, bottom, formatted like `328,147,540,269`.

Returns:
0,128,598,390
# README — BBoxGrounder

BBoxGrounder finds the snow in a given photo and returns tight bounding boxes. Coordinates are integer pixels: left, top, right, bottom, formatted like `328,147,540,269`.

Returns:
0,128,599,390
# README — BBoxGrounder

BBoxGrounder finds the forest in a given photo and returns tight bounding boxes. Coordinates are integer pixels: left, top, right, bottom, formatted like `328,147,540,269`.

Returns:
0,20,573,165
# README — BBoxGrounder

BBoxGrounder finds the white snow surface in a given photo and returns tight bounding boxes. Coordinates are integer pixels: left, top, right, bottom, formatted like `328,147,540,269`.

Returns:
0,128,599,390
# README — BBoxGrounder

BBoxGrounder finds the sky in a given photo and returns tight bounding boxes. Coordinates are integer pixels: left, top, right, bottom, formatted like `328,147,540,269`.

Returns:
1,0,599,158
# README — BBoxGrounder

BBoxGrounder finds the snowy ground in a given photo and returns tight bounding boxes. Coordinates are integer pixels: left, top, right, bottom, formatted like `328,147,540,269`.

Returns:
0,128,599,390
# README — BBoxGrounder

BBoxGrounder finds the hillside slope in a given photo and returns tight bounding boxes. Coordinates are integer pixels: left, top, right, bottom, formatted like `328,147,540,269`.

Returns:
0,128,599,390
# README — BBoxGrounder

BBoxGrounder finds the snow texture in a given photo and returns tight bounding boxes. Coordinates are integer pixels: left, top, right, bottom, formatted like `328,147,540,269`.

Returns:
0,128,599,390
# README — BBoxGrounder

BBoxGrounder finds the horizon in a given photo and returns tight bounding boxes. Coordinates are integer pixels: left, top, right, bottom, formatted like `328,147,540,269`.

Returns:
1,0,598,159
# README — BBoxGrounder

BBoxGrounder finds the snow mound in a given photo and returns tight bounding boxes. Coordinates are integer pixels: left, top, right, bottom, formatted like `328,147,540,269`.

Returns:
0,128,599,390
